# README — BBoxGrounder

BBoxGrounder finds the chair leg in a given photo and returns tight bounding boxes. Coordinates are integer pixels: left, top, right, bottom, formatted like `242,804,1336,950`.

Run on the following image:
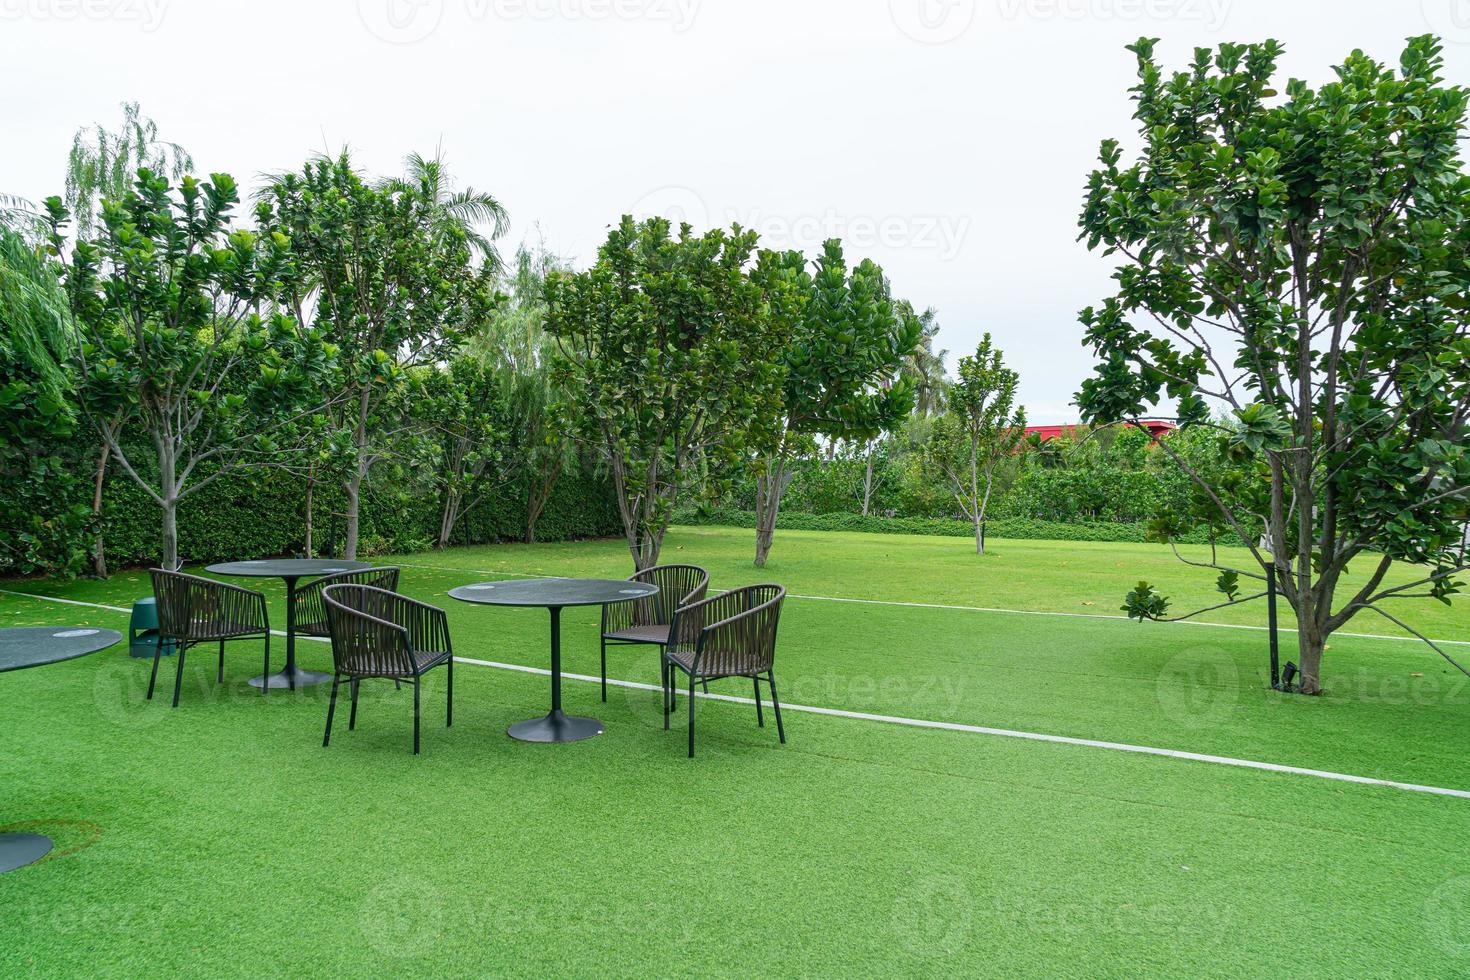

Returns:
147,640,164,701
768,671,785,744
662,660,671,731
687,674,697,759
323,676,340,747
446,658,453,728
349,679,359,730
413,679,422,756
171,643,188,708
600,637,607,703
753,675,764,727
218,640,225,684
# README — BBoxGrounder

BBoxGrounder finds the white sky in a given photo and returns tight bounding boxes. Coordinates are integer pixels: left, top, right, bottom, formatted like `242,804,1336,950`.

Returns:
5,0,1468,421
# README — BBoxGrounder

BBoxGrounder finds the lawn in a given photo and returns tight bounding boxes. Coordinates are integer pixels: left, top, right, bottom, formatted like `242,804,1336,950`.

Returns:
3,526,1469,976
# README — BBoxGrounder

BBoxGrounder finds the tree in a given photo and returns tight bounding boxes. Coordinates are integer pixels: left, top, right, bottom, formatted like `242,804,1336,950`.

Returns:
924,334,1027,554
750,240,920,566
379,149,509,270
897,299,948,417
545,216,784,570
1078,35,1470,694
63,101,192,575
261,153,499,560
425,355,507,549
48,170,332,570
65,102,193,242
0,227,93,575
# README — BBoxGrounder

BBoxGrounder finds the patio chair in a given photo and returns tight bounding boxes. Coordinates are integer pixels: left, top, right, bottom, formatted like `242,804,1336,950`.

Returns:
321,584,454,755
293,566,401,638
148,569,271,708
600,564,709,702
662,584,786,758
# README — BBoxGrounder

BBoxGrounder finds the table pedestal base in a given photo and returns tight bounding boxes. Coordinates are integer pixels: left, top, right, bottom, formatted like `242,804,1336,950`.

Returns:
0,832,53,873
508,710,603,743
249,666,332,690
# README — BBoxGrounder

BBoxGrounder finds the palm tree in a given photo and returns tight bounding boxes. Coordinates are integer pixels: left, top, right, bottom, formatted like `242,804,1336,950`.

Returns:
380,150,510,271
896,300,948,416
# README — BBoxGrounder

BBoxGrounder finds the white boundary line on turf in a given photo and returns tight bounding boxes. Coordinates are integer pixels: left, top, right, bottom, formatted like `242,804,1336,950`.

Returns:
7,585,1467,801
393,561,1470,648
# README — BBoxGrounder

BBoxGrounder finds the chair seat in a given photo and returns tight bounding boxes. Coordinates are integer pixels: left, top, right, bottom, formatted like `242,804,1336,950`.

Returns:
181,618,267,641
604,624,672,645
343,649,451,679
666,649,767,679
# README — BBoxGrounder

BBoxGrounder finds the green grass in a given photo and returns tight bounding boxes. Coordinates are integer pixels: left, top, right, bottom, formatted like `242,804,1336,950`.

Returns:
3,526,1469,976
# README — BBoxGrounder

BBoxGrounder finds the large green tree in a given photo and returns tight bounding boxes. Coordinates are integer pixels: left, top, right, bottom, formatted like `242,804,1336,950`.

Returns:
49,171,332,570
750,239,919,566
1078,35,1470,693
923,334,1027,554
261,153,500,560
545,216,784,570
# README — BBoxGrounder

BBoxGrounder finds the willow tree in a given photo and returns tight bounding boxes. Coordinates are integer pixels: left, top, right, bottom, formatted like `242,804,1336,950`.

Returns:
751,240,919,566
1078,36,1470,694
546,216,785,570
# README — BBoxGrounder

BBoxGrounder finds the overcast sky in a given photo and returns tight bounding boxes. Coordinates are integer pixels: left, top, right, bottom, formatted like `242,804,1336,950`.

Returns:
6,0,1468,420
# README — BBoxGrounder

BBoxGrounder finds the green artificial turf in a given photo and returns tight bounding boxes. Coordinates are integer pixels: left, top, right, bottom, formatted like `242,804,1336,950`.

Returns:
3,527,1469,976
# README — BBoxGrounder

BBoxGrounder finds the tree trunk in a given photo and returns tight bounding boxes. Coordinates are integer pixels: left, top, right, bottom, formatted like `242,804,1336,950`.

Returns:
862,444,876,517
753,460,790,568
161,497,179,571
343,462,365,561
303,466,315,558
438,488,462,550
970,440,983,555
1296,616,1325,695
91,442,109,578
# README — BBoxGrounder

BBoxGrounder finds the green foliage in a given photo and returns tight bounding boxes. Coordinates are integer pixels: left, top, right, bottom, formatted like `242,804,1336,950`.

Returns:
1077,34,1470,688
0,229,93,574
1121,580,1170,621
47,169,333,570
65,101,192,241
546,216,784,568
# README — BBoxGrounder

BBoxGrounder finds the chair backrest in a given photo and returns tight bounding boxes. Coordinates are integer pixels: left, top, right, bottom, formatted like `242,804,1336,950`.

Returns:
690,584,785,676
149,568,235,642
321,584,415,677
628,564,710,627
295,567,401,626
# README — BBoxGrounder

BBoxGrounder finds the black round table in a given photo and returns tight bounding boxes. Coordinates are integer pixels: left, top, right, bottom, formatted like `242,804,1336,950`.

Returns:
206,559,370,690
448,578,658,743
2,626,122,873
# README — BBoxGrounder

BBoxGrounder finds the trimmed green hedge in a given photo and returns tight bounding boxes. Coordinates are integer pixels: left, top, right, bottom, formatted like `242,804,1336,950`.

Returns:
95,467,621,569
672,508,1243,546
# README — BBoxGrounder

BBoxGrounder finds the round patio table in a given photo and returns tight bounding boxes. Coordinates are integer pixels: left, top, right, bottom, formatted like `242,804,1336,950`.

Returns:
448,578,658,743
2,626,122,873
206,559,370,690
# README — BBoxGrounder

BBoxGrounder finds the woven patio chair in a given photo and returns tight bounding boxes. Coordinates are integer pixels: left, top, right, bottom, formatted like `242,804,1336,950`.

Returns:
148,569,271,708
600,564,709,702
321,584,454,755
293,566,401,638
662,584,786,758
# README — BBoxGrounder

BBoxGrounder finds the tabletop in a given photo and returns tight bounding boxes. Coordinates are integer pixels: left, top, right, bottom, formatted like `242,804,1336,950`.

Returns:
0,627,123,673
448,578,658,609
206,559,372,579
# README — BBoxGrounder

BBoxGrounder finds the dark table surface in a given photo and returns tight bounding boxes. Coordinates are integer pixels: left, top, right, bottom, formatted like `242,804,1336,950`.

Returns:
0,627,123,673
448,578,658,608
205,559,372,579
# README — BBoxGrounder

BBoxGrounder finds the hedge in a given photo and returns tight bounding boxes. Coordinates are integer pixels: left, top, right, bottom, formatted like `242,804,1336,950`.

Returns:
671,508,1244,546
93,466,621,569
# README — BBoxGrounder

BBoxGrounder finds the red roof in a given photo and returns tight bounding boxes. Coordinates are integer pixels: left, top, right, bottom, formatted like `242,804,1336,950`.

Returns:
1025,420,1176,444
